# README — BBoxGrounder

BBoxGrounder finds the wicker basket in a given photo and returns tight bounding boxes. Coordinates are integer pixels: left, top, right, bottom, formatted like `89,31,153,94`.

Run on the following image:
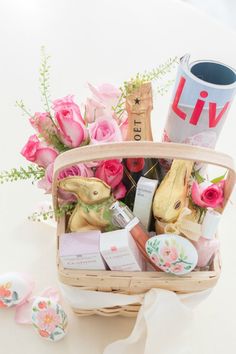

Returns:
52,142,235,317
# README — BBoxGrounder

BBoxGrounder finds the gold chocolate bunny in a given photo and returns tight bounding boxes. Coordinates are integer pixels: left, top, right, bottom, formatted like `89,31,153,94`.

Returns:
59,177,115,232
153,159,193,223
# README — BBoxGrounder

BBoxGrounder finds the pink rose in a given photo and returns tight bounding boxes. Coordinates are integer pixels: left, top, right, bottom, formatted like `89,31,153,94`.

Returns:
95,159,123,189
191,181,225,208
52,95,84,123
89,117,122,144
113,182,127,199
21,135,58,168
37,163,54,193
30,112,57,144
58,164,93,179
160,246,178,262
52,95,88,148
88,83,121,108
86,83,122,121
84,160,103,169
85,98,106,123
38,163,93,195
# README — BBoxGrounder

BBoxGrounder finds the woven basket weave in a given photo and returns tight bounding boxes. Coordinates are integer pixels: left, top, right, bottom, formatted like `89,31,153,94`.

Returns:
52,142,235,317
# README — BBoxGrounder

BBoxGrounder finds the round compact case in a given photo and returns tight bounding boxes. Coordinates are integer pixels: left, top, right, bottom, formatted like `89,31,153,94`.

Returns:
146,234,198,275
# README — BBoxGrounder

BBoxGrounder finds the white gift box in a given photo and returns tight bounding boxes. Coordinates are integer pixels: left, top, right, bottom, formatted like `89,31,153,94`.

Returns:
100,229,145,271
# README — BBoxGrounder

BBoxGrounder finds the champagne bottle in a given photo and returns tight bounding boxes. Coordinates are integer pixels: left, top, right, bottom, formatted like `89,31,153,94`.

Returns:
122,82,162,212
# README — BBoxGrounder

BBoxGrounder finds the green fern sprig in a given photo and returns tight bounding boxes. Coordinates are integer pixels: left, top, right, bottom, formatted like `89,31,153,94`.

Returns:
123,56,179,95
157,79,175,96
28,202,76,222
113,56,178,118
0,165,45,184
39,46,53,118
15,99,32,118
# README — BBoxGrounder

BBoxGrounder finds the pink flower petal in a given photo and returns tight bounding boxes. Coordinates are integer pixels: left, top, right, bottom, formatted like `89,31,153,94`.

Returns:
37,177,52,193
191,181,208,208
56,115,85,148
89,117,122,144
113,182,127,199
35,148,58,168
52,95,84,124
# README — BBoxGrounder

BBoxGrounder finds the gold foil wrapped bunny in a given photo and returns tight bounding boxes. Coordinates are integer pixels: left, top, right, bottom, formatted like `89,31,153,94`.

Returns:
59,177,115,232
153,159,193,223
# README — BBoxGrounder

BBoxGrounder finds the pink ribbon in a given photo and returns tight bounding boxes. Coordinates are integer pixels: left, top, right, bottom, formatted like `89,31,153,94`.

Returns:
15,287,60,324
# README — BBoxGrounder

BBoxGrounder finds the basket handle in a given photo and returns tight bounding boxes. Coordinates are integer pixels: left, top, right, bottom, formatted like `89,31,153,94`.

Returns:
52,142,235,212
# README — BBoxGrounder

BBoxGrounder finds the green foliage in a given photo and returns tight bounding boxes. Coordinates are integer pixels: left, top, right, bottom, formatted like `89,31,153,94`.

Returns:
113,57,178,118
184,265,192,270
15,99,32,117
124,57,179,95
28,202,76,222
192,169,205,184
211,172,226,184
0,165,45,184
12,291,18,301
44,132,69,153
147,238,160,253
39,46,53,117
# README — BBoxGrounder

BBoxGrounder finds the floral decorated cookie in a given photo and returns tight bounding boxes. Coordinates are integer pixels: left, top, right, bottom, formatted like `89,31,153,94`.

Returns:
146,234,198,275
0,273,34,308
31,296,68,341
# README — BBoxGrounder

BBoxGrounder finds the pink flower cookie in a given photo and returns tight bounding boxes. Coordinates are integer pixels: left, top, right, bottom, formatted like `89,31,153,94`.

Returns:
32,296,68,342
160,246,178,262
0,273,34,308
146,234,198,275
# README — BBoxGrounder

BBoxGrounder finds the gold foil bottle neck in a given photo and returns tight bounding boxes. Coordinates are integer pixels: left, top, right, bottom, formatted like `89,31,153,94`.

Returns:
126,82,153,113
125,82,153,141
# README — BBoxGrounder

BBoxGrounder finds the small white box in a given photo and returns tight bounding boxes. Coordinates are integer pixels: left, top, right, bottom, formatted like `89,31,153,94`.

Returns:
133,177,159,230
100,229,145,271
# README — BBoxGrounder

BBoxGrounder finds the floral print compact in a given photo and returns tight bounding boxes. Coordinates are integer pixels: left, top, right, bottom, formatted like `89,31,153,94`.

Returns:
146,234,198,275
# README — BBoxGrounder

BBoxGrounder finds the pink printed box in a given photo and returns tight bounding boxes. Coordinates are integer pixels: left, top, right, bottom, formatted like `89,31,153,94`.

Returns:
59,231,107,270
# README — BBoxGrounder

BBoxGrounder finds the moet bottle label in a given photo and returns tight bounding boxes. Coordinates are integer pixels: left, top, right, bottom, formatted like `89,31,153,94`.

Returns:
126,82,153,141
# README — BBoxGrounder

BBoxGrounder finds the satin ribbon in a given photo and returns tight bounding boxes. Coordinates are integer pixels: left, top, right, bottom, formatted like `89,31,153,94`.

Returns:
157,207,202,241
15,287,60,325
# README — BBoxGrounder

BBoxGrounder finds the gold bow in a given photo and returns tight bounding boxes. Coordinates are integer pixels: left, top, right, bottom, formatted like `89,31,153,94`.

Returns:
156,207,202,241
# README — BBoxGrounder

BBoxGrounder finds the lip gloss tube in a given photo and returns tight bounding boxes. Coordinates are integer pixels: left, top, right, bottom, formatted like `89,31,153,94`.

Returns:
110,201,160,271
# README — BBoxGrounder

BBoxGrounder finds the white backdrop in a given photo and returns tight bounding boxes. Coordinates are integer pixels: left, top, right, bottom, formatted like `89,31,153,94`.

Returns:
0,1,235,353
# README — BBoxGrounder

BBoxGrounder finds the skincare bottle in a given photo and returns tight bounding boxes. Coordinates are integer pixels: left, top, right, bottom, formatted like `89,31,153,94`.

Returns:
110,201,160,271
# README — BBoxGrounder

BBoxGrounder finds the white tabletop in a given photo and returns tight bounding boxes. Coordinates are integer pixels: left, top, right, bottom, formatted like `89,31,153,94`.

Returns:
0,0,235,353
